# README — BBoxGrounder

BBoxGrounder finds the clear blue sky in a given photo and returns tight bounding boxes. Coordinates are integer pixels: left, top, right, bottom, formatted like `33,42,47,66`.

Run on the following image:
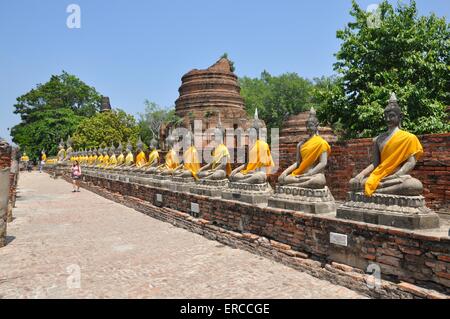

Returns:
1,0,449,144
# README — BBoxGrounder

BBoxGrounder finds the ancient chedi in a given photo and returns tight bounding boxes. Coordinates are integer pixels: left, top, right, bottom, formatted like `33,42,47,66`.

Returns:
174,57,251,137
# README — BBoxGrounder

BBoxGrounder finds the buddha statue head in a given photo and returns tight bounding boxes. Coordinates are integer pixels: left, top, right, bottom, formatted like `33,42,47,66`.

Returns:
58,138,65,150
213,113,225,145
249,108,264,142
166,130,176,149
88,149,92,157
183,130,194,150
116,142,123,156
150,138,158,151
97,147,102,156
136,136,144,152
306,107,320,136
109,143,115,156
103,147,108,156
384,93,403,129
126,140,133,153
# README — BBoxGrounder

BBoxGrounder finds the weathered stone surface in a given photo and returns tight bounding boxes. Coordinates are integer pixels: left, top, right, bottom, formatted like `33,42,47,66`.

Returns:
222,182,273,205
268,186,336,214
337,192,440,230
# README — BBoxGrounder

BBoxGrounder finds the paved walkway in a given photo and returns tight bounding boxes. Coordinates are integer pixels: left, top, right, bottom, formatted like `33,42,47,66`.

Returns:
0,172,365,299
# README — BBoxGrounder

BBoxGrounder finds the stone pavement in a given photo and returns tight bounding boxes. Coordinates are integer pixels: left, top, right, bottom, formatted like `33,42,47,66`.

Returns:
0,172,366,299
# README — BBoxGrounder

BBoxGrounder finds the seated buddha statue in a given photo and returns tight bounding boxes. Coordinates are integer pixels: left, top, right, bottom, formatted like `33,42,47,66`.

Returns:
157,132,180,175
64,136,73,161
349,93,423,196
88,148,98,167
143,139,160,173
172,131,201,179
56,139,66,162
132,137,147,171
118,142,135,172
96,147,108,168
197,117,232,181
115,143,125,168
278,108,331,189
94,148,103,167
105,144,117,169
229,109,274,184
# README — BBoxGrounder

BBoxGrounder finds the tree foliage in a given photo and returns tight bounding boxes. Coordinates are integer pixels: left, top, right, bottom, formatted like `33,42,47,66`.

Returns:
11,71,102,158
317,0,450,138
137,100,182,144
72,110,140,150
11,108,84,160
239,71,315,129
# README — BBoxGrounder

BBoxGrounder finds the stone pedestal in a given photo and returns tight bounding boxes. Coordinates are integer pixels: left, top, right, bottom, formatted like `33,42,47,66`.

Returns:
221,182,272,205
190,179,229,197
168,176,194,193
336,192,440,230
268,185,336,214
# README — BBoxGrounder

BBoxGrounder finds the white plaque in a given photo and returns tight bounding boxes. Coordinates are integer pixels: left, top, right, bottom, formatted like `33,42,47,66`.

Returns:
156,194,162,202
191,202,200,214
330,232,348,246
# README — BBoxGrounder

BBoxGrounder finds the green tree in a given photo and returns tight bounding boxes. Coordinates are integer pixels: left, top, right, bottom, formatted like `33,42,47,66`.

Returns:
72,110,140,149
11,71,102,158
11,108,83,159
239,71,315,129
317,0,450,138
137,100,182,144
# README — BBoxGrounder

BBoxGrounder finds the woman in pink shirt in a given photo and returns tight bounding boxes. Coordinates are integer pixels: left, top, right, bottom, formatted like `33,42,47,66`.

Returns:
71,161,82,192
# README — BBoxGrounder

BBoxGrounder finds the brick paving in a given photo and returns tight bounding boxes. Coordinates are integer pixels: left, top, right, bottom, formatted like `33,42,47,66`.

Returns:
0,172,366,299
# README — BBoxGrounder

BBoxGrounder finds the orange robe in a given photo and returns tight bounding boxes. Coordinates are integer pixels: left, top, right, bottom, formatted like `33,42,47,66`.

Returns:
291,135,331,176
365,130,423,196
240,139,274,175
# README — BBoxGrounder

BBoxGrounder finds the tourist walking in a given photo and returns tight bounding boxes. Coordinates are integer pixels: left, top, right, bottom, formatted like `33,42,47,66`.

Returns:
71,161,82,192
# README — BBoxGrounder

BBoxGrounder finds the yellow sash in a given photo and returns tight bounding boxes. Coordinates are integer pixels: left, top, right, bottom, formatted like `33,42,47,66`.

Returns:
125,152,134,165
148,150,160,166
240,139,274,175
108,154,117,167
42,154,47,161
183,146,201,179
135,151,147,168
165,149,179,170
116,154,124,166
291,135,331,176
211,144,232,176
365,129,423,196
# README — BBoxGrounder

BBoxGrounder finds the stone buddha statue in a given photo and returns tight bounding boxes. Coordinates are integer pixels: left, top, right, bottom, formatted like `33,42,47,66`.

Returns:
229,109,274,184
337,93,439,229
57,139,66,162
95,148,104,167
106,143,117,169
157,131,180,175
121,141,135,170
86,149,94,166
173,131,201,179
101,147,110,168
349,93,423,196
41,150,47,162
65,136,73,161
115,143,125,167
197,116,231,181
278,107,331,189
132,137,147,170
143,138,160,173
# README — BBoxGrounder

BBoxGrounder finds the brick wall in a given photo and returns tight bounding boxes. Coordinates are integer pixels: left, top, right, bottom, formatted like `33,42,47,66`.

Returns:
0,139,11,247
276,133,450,212
59,170,449,295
